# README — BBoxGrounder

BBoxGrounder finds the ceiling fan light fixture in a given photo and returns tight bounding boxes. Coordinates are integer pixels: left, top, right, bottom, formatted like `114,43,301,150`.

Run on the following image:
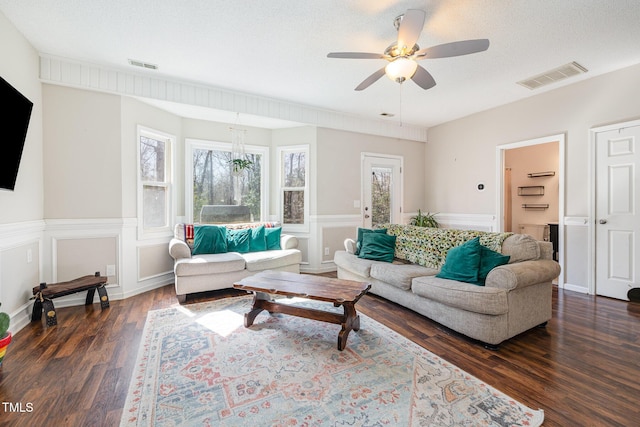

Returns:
385,57,418,83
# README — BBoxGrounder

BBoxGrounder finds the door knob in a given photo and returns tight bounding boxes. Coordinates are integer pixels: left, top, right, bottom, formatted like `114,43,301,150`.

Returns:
599,219,607,224
364,214,370,219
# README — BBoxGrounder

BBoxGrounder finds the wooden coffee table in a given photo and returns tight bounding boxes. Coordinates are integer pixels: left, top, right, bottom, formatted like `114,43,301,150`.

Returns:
233,271,371,351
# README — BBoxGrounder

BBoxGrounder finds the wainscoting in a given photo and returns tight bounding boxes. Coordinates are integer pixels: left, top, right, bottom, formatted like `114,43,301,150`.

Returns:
0,218,174,334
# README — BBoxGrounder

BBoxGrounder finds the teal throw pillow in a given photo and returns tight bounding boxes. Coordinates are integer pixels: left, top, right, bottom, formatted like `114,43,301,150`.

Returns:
478,246,510,284
249,225,267,252
436,237,483,284
355,227,388,255
265,227,282,250
192,225,228,255
358,233,396,263
227,228,251,253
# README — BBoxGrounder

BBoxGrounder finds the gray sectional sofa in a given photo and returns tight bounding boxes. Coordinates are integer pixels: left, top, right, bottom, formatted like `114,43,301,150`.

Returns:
169,222,302,303
334,224,561,348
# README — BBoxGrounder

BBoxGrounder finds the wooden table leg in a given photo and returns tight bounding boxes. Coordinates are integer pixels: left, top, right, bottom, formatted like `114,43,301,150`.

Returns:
244,291,270,327
337,302,360,351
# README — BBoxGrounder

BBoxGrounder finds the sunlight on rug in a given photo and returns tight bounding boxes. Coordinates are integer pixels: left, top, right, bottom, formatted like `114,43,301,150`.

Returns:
121,295,543,427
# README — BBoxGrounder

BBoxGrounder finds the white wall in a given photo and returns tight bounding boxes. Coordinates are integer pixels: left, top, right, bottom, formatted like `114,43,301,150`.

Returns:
426,63,640,292
0,12,43,223
0,12,43,332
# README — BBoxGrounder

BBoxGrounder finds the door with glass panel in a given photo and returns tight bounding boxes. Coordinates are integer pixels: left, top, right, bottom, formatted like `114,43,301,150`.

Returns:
362,154,402,228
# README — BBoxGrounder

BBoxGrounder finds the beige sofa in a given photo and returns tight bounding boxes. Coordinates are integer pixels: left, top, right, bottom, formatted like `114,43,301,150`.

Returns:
334,224,561,348
169,222,302,303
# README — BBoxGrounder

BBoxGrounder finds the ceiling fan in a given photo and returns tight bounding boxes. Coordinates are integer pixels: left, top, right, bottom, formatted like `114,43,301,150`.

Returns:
327,9,489,91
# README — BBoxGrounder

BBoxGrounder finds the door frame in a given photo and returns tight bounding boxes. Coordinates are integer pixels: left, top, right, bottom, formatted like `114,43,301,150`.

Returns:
495,133,565,287
589,119,640,295
361,152,403,227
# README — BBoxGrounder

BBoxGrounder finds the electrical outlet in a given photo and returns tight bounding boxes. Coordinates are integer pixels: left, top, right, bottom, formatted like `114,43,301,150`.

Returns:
27,248,33,263
106,264,116,276
324,247,330,256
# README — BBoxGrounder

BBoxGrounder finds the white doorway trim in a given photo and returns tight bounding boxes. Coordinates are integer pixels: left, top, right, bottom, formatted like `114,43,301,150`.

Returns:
495,133,566,287
589,118,640,296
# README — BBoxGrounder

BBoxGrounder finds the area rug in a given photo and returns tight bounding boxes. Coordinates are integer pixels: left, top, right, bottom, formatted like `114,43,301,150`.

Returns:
121,295,543,426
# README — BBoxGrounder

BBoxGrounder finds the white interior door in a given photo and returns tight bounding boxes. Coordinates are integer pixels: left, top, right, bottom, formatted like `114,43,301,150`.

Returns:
362,154,402,228
595,124,640,300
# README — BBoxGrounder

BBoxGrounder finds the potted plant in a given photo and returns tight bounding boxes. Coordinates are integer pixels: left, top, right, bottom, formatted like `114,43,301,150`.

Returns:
0,302,11,367
410,209,439,228
230,158,253,174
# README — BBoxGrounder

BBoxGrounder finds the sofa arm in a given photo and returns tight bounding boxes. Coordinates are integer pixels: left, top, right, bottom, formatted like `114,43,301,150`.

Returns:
485,259,561,291
169,238,192,261
344,238,356,254
281,234,299,250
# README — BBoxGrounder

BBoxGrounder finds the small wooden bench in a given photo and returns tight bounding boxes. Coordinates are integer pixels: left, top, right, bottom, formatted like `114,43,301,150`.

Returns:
31,272,109,327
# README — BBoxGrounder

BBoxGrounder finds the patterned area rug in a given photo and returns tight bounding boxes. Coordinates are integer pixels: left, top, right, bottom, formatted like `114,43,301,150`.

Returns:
121,296,543,426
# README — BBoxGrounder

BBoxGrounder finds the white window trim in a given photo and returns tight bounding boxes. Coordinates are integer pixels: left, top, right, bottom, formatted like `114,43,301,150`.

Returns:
278,144,310,233
185,138,269,224
137,125,175,240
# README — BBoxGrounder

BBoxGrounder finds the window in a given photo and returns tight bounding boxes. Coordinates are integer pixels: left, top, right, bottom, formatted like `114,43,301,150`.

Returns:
279,145,309,231
186,139,268,224
138,126,173,237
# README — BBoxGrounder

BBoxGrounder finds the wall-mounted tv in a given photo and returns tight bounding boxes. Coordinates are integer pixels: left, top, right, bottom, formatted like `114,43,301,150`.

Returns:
0,76,33,191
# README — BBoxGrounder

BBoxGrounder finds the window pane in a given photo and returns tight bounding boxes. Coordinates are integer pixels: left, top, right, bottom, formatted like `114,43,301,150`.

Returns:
143,185,167,228
283,190,304,224
192,148,262,223
140,136,165,182
283,152,305,187
371,167,392,226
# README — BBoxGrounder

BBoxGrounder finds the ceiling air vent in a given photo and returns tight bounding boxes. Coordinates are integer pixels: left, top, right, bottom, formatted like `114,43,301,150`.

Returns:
517,61,587,90
128,59,158,70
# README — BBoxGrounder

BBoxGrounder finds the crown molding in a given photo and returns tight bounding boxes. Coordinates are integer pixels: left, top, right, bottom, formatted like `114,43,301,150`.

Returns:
39,55,428,142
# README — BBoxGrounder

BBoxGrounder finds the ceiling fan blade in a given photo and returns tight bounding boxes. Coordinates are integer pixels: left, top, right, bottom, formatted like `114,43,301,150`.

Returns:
397,9,426,50
415,39,490,59
355,67,386,91
327,52,385,59
411,65,436,90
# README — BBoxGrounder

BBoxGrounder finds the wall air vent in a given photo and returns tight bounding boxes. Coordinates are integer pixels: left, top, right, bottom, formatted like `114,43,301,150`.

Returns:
517,61,587,90
128,59,158,70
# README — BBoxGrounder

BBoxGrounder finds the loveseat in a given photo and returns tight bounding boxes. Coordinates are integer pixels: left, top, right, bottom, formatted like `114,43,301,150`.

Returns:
169,222,302,303
334,224,561,348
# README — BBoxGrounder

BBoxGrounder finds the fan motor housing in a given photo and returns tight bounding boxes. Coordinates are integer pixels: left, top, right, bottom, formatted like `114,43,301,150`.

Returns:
385,43,420,58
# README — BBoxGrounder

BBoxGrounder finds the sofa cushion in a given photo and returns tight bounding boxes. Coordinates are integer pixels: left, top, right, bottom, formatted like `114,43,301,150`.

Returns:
334,251,375,277
436,237,483,284
412,275,509,315
355,227,388,255
192,225,228,255
227,228,251,253
478,246,511,284
242,249,302,272
248,225,267,252
174,252,246,276
265,227,282,250
501,234,540,263
370,263,438,291
358,233,396,263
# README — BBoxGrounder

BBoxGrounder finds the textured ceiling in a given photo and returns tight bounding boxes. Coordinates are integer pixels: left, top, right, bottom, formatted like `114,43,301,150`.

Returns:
2,0,640,129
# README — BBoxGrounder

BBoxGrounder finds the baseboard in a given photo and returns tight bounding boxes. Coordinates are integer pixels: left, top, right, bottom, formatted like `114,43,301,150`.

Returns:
562,283,589,294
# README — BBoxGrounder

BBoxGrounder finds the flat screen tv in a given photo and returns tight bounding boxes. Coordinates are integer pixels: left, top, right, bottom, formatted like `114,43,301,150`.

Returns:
0,76,33,191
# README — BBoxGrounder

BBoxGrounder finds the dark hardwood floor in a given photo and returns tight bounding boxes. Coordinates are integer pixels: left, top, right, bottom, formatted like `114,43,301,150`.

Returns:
1,278,639,426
